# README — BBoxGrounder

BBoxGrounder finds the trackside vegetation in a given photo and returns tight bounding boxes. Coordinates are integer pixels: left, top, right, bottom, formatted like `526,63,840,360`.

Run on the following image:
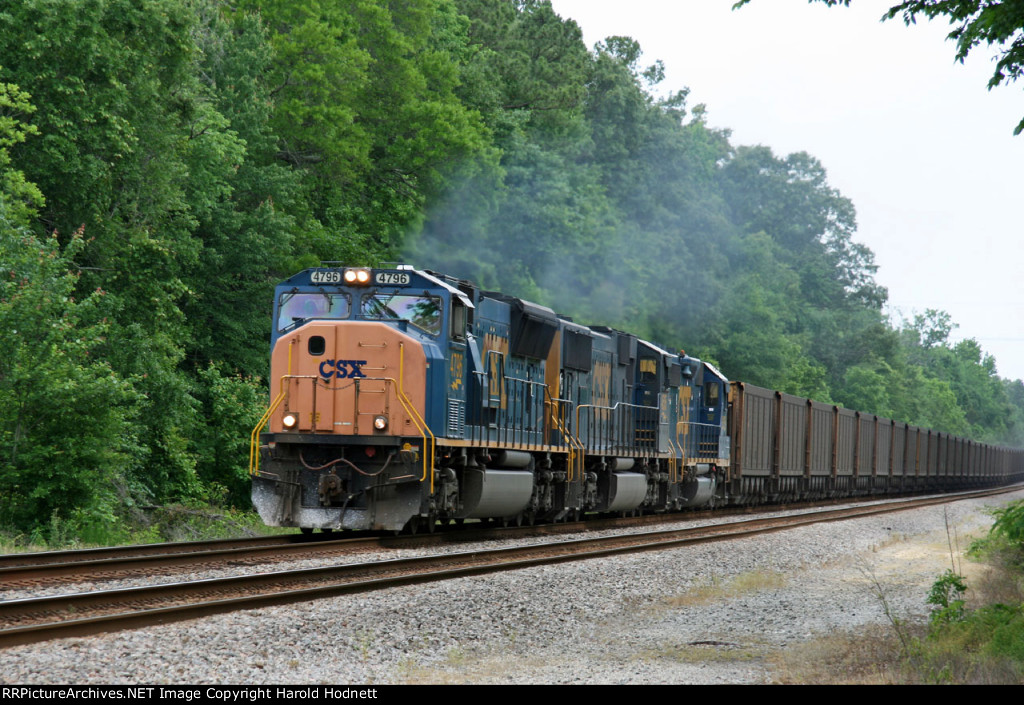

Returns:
835,501,1024,684
904,500,1024,683
1,0,1024,547
771,501,1024,684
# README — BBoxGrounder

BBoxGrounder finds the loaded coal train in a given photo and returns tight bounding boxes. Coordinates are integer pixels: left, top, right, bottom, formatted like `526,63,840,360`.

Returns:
249,265,1024,532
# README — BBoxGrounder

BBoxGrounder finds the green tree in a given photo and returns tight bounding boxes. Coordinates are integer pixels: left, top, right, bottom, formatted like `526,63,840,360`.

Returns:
0,79,140,535
243,0,496,260
179,4,302,374
0,75,42,225
0,224,141,536
0,0,280,504
414,0,616,317
191,364,266,505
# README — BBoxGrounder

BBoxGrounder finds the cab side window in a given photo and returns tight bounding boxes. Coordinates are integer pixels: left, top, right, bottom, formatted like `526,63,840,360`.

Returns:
705,382,720,407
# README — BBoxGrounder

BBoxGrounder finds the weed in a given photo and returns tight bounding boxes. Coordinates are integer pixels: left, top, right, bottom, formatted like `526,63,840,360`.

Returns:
0,505,291,552
771,624,909,684
642,641,766,664
353,630,376,661
853,502,1024,684
445,647,467,667
927,569,967,625
665,569,787,607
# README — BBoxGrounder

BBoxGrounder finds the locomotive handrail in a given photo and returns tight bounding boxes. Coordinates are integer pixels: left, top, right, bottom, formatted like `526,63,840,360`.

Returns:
675,420,726,463
468,371,548,448
398,342,436,491
555,396,584,480
545,390,583,481
576,402,661,452
247,373,318,477
675,419,689,469
249,391,285,477
671,418,696,483
249,338,299,477
666,434,679,483
500,375,548,448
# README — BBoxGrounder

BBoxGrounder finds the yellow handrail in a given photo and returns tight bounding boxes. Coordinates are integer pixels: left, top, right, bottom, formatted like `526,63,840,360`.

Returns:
397,342,435,491
248,372,316,476
250,339,297,477
546,391,583,481
665,433,678,483
574,404,595,483
249,390,285,476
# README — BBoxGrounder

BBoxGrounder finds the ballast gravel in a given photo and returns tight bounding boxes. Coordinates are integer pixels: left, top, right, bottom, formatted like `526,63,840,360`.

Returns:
2,490,1022,685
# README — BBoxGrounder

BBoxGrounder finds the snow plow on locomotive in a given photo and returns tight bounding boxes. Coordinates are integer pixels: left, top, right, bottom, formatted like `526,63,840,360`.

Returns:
249,265,1023,533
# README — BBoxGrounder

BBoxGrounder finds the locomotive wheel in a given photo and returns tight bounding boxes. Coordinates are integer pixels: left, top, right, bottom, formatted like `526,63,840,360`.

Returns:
300,527,314,535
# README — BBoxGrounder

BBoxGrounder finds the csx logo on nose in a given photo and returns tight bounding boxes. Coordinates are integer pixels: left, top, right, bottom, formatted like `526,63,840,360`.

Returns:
319,359,368,379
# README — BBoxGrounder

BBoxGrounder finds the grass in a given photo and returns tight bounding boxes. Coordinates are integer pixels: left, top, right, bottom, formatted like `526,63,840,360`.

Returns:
640,641,769,664
397,648,533,685
770,624,910,684
773,502,1024,684
0,503,291,554
664,569,788,608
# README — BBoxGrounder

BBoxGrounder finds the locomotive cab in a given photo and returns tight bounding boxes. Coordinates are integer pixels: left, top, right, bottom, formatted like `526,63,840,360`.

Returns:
252,266,472,532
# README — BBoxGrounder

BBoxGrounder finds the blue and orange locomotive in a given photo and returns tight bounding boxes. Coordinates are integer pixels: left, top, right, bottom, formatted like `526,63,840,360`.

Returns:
250,265,729,532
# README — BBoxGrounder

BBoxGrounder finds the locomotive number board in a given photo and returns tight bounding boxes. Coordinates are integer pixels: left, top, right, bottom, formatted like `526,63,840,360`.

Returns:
375,272,410,285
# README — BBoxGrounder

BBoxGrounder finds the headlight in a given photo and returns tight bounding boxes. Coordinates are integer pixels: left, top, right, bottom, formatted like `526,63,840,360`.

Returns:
344,268,372,285
373,415,388,431
282,412,298,429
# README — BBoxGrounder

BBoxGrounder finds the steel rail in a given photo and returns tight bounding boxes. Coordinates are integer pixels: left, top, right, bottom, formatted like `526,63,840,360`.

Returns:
0,486,1018,649
0,534,388,586
1,485,1018,585
0,535,308,570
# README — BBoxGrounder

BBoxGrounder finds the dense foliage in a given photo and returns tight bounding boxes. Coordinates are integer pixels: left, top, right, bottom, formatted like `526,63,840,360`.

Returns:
1,0,1022,541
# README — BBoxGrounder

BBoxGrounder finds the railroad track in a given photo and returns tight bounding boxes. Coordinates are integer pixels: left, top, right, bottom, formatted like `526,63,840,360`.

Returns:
0,532,393,587
0,486,1017,649
0,503,811,587
0,521,606,588
0,490,978,587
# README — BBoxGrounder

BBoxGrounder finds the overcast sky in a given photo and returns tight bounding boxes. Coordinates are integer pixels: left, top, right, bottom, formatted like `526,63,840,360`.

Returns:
548,0,1024,381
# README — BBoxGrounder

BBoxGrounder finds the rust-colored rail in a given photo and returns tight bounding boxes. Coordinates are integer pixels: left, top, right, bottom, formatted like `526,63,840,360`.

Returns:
0,535,304,570
0,534,387,586
1,486,1018,649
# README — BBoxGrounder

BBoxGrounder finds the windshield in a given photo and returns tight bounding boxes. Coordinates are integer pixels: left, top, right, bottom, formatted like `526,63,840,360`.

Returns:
361,294,442,335
277,292,350,332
